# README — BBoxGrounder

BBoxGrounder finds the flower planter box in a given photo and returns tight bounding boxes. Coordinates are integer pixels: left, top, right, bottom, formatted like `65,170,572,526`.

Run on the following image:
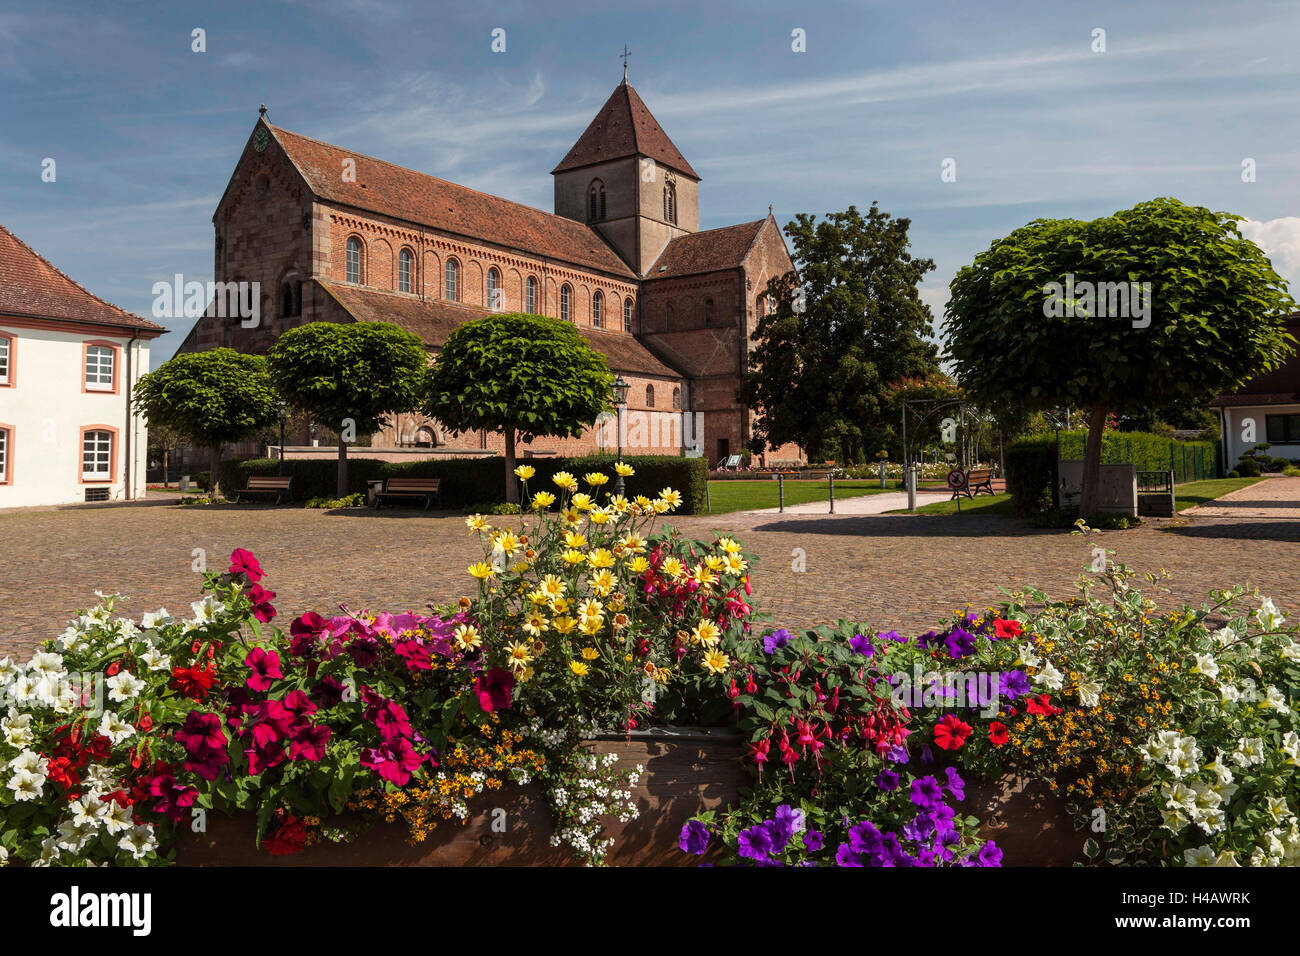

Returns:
964,774,1086,866
174,729,749,867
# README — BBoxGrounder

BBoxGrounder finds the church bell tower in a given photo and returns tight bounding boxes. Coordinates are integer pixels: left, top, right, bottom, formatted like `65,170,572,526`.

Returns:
552,79,699,276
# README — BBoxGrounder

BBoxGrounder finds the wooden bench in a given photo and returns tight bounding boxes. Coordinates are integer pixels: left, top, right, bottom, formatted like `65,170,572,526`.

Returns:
373,477,441,510
951,467,995,500
235,475,293,505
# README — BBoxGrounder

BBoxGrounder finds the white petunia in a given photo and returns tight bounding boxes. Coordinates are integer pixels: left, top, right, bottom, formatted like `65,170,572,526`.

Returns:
1232,737,1265,767
7,768,45,801
1257,598,1287,632
106,670,145,702
1184,845,1217,866
1,709,34,748
138,647,171,672
1266,796,1293,824
81,763,116,794
1282,731,1300,765
1013,644,1040,668
1212,850,1241,867
6,674,35,704
1219,683,1241,704
1191,654,1219,681
97,710,135,746
0,845,7,866
140,609,172,629
1078,680,1103,708
189,595,225,625
56,819,97,853
1211,626,1237,646
8,749,44,774
1037,660,1064,690
0,658,18,685
69,793,106,827
27,651,64,677
1264,685,1290,713
117,824,157,860
102,800,135,835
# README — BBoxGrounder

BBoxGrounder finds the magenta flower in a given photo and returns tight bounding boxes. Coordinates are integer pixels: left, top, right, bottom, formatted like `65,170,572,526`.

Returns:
228,548,263,582
289,723,331,762
248,583,277,623
241,699,292,749
361,736,427,786
245,740,286,776
149,774,199,822
394,639,433,671
245,647,283,692
174,711,227,755
473,668,515,713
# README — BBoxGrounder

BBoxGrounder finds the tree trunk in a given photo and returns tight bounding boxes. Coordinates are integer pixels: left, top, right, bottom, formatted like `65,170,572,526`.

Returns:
163,447,170,489
337,438,348,498
209,445,220,498
1078,401,1109,518
504,429,519,504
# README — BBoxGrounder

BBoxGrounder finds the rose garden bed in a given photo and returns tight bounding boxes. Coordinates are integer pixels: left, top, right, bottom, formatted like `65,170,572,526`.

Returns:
2,465,1298,868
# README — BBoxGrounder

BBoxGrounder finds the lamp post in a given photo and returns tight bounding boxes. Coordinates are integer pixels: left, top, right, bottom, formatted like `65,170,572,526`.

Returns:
277,401,288,476
612,375,630,496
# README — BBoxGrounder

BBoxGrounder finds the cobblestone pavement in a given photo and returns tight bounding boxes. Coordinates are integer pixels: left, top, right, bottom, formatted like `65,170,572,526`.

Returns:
1,497,1297,659
1183,476,1300,519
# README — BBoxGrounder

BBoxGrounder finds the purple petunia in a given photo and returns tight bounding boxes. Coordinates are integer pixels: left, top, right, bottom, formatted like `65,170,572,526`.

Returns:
875,769,900,791
678,819,710,855
909,775,944,811
977,840,1003,867
848,634,874,656
738,823,775,861
943,627,977,660
763,628,792,654
944,767,966,801
803,829,824,852
999,669,1031,701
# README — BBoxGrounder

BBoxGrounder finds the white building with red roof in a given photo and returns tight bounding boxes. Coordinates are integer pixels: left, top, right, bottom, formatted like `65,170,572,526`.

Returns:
0,223,165,507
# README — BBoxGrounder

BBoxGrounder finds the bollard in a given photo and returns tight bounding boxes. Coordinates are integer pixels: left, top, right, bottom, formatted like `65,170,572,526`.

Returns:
828,471,835,513
778,472,785,512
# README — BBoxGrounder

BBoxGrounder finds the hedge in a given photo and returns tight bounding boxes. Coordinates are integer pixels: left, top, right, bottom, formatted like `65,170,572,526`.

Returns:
1006,430,1220,515
217,454,708,515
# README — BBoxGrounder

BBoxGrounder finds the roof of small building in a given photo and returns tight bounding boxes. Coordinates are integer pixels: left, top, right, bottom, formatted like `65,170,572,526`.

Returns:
645,218,768,279
270,125,637,280
552,82,698,179
0,222,164,334
315,279,683,379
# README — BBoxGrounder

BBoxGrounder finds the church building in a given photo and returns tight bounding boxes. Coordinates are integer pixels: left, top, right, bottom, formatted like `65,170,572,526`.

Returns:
178,77,802,466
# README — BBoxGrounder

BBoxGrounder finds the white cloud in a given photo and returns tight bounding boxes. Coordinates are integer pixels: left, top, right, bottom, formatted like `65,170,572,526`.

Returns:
1240,217,1300,293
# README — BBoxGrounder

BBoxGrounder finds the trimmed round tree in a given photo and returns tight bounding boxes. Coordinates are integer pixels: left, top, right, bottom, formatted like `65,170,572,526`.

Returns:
267,322,429,496
132,348,280,497
945,197,1295,517
423,313,614,503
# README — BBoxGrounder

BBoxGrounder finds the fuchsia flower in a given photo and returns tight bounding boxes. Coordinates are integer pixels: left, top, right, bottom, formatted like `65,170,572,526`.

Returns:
149,774,200,822
361,736,427,786
289,723,331,762
228,548,263,582
245,648,283,692
174,711,226,753
248,583,277,623
473,668,515,713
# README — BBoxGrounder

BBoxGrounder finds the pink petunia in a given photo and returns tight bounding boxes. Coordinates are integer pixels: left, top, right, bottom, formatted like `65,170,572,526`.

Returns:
228,548,264,583
245,647,283,692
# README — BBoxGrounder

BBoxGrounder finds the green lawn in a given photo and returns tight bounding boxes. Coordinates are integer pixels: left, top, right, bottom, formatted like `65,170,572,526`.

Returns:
706,479,894,513
886,492,1016,516
1174,476,1265,512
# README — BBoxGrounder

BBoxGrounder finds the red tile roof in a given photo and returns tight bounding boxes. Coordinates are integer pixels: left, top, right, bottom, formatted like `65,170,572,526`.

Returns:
271,125,636,279
645,219,767,279
552,82,698,179
0,222,164,334
315,279,682,379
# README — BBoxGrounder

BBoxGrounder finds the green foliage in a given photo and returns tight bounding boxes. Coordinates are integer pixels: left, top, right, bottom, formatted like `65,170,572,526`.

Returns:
741,204,941,463
133,348,280,496
1004,436,1056,516
304,493,366,509
423,312,613,442
218,454,708,513
266,322,428,435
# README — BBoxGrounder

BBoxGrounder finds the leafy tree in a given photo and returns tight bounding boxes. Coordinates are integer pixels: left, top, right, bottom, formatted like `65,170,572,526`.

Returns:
132,349,279,497
946,197,1295,516
423,313,614,502
741,204,940,463
267,322,428,496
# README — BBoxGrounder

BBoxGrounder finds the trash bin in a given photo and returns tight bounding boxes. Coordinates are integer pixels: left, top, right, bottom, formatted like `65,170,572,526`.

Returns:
179,475,191,492
366,480,384,508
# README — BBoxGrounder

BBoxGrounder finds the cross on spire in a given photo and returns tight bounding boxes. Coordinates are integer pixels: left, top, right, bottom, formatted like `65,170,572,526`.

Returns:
620,44,631,81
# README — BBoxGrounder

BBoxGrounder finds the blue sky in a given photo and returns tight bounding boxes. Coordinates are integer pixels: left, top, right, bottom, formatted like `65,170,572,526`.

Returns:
3,0,1299,361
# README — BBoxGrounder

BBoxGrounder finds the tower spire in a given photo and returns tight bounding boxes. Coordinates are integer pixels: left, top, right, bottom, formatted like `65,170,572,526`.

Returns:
620,44,630,82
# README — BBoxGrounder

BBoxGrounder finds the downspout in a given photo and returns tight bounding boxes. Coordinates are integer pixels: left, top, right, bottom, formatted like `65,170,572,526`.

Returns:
124,331,140,500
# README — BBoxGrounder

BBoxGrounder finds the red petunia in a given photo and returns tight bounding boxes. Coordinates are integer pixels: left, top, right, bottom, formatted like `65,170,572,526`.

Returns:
263,814,306,856
229,548,264,583
993,618,1023,640
169,664,216,700
933,714,973,750
988,721,1010,747
1026,694,1061,717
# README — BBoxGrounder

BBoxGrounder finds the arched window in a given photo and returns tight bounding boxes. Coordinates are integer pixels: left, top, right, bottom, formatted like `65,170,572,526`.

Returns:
560,284,572,322
487,267,502,311
592,292,603,328
623,297,633,333
445,258,459,301
588,180,606,222
345,237,363,284
526,276,539,314
703,298,714,327
398,249,414,293
672,387,681,410
663,181,677,225
645,385,655,408
281,283,295,317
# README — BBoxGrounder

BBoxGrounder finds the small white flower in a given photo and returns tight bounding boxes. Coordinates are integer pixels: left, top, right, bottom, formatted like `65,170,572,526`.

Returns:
8,749,44,774
1013,644,1040,668
106,670,145,703
140,609,172,629
1037,660,1063,691
1,709,34,748
1281,731,1300,765
1191,654,1219,681
117,824,157,860
98,710,135,746
1211,626,1237,646
138,647,171,672
1232,737,1265,767
0,658,19,685
1266,796,1293,824
0,845,7,866
189,595,225,625
7,767,45,801
1078,680,1103,708
102,800,135,835
1264,685,1290,713
1257,598,1287,632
